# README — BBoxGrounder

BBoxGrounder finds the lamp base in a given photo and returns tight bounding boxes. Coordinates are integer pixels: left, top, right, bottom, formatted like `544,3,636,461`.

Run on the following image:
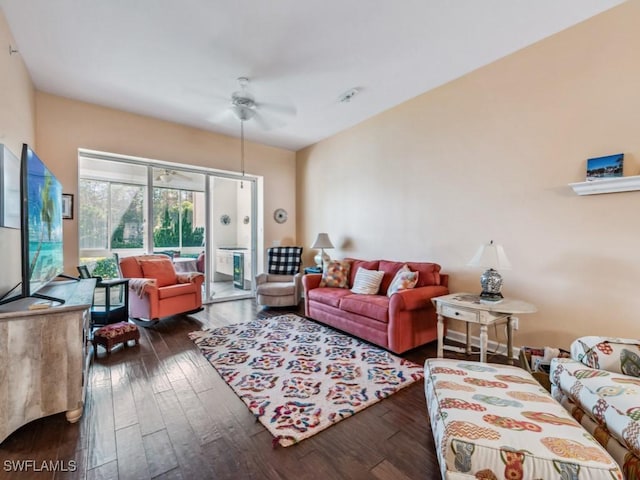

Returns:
314,250,330,270
479,291,503,303
479,268,504,300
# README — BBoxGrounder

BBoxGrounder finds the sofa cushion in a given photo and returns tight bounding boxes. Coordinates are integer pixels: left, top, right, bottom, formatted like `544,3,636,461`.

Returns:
138,257,176,287
319,260,351,288
308,287,352,308
406,262,441,287
267,246,303,275
350,267,384,294
387,264,419,296
345,259,380,288
378,261,405,295
255,281,295,297
572,336,640,377
340,294,389,323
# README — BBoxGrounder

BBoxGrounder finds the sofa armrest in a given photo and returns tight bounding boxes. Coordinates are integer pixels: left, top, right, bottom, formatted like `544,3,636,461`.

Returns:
255,273,268,286
128,278,157,298
302,273,322,292
390,285,450,312
439,274,449,288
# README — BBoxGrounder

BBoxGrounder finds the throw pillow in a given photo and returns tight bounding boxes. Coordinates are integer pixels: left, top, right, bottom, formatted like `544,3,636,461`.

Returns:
267,246,303,275
319,260,351,289
138,257,177,287
387,264,419,297
350,267,384,295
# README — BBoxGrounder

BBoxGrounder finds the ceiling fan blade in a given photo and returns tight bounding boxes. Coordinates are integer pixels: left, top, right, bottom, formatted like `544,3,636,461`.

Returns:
251,111,273,131
252,110,289,131
205,108,234,125
255,100,297,118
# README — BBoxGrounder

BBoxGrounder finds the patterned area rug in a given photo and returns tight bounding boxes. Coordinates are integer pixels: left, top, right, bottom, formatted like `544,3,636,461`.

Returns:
189,313,424,447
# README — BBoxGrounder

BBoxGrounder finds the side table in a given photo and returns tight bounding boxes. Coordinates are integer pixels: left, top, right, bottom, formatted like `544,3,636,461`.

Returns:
432,293,537,364
91,278,130,326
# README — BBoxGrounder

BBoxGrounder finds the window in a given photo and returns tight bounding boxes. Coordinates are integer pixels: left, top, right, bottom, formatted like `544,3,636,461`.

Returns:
152,187,204,251
79,179,145,252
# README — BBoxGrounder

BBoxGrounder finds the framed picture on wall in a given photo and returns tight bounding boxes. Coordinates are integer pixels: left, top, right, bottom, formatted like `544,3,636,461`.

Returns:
586,153,623,181
62,194,73,219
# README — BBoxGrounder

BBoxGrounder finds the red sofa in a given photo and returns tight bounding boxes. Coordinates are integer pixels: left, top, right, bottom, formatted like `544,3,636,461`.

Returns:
303,259,449,354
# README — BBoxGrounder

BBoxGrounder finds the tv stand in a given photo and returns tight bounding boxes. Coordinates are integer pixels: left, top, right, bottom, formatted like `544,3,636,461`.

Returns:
0,278,96,443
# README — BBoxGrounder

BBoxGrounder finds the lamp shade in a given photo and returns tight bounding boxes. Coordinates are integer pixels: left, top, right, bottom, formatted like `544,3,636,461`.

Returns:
468,240,511,270
311,233,334,249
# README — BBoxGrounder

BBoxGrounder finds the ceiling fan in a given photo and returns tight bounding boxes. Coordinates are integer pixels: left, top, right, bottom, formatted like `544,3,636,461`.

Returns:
217,77,297,130
154,169,189,183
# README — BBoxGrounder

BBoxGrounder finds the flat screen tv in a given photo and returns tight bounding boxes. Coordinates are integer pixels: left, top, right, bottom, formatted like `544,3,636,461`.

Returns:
0,144,67,305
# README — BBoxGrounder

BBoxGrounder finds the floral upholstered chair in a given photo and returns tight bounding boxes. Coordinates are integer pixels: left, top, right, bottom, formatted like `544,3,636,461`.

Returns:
551,336,640,476
255,246,303,307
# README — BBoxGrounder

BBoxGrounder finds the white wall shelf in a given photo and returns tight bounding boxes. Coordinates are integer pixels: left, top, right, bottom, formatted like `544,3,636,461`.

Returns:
569,175,640,195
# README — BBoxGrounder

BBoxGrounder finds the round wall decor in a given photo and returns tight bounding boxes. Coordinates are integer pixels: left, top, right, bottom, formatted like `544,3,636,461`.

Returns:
220,214,231,225
273,208,288,224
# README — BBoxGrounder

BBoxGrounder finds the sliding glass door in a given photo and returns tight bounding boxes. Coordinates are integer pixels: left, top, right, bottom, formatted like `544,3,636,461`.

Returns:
78,152,257,303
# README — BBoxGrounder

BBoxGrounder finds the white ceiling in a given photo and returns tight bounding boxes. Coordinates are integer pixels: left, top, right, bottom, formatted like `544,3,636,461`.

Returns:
0,0,625,151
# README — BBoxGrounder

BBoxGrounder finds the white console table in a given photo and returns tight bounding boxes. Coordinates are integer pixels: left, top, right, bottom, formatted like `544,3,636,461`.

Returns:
0,279,95,443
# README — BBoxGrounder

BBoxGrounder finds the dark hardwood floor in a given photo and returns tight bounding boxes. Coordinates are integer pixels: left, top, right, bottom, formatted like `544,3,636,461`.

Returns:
0,300,515,480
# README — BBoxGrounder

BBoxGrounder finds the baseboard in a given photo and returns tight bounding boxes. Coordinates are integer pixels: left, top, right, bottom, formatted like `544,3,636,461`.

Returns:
445,329,520,361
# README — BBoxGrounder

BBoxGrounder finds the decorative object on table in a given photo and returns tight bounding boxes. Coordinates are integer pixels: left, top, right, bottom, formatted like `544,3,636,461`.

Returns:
220,214,231,225
189,313,424,447
586,153,623,182
304,266,322,274
273,208,288,224
62,193,73,219
467,240,511,302
311,232,334,269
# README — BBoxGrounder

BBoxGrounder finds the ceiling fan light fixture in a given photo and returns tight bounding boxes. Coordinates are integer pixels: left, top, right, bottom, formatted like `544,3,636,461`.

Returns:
231,104,256,121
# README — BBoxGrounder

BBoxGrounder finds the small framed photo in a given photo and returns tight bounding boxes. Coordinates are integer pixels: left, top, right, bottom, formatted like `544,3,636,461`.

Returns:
62,193,73,219
586,153,623,181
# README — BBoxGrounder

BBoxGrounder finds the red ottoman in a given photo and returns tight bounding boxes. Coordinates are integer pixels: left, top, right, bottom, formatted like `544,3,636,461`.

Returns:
93,321,140,357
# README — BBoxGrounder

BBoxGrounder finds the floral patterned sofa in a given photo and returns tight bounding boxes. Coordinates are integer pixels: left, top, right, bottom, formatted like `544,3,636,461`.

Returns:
551,336,640,477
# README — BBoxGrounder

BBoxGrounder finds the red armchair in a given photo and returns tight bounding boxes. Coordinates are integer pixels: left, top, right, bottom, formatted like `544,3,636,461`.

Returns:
119,254,204,322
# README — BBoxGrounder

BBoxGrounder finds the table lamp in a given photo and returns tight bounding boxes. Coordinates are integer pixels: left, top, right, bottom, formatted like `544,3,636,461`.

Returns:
311,233,334,269
467,240,511,301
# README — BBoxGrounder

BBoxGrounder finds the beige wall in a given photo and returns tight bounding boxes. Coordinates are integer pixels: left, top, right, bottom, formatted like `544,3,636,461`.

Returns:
35,92,296,276
0,10,34,298
297,2,640,348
